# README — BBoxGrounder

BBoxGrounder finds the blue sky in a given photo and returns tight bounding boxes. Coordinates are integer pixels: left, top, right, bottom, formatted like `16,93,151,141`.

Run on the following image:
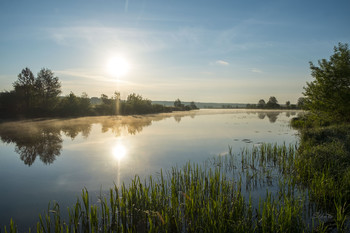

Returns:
0,0,349,103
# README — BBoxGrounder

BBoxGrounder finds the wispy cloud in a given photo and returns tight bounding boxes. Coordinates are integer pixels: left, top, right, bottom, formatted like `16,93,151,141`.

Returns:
46,26,169,53
216,60,229,66
251,68,263,73
46,25,210,54
55,69,147,87
46,23,274,59
55,69,109,82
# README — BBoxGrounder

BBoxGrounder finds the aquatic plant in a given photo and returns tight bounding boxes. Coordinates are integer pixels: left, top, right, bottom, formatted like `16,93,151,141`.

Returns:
2,143,348,232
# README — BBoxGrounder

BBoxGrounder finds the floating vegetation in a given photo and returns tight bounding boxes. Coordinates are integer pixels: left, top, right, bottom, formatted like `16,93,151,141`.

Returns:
242,139,253,143
2,143,348,232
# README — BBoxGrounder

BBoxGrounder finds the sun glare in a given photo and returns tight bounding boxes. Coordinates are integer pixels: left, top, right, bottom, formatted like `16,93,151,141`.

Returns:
112,144,127,161
107,56,130,77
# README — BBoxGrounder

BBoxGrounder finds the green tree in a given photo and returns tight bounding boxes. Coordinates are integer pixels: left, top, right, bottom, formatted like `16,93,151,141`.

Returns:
95,94,115,115
257,99,266,108
190,101,198,110
13,67,36,113
58,92,92,116
285,101,290,109
78,92,92,115
58,92,80,116
174,98,182,108
297,97,305,109
266,96,280,109
303,43,350,122
0,90,19,117
125,93,152,114
12,67,61,116
36,68,61,114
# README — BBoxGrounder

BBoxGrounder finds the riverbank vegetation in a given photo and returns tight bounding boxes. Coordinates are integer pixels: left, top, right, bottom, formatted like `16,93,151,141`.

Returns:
291,43,350,230
0,144,317,232
0,68,198,119
3,143,348,232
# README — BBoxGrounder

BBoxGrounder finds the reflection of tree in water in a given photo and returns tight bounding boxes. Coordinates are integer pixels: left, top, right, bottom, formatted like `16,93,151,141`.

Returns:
60,119,92,139
100,116,153,136
125,117,152,135
266,112,280,123
17,130,62,165
174,111,196,123
0,112,197,166
0,123,62,166
255,111,280,123
258,112,266,119
174,116,182,123
99,113,196,135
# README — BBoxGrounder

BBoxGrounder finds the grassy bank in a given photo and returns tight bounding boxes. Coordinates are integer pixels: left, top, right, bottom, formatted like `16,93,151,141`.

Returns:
292,117,350,218
4,143,349,232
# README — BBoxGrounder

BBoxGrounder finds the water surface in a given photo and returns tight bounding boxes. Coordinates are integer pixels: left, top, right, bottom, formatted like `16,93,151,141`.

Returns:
0,109,299,229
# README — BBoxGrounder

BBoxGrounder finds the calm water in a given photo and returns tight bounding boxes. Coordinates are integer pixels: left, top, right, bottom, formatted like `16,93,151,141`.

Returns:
0,109,300,229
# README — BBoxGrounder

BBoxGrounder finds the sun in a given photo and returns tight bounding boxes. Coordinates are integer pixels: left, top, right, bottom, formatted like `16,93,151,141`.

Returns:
106,56,130,77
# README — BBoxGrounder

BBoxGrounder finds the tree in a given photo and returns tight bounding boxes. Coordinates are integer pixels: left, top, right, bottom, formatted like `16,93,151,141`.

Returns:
268,96,278,104
257,99,266,108
297,97,305,109
0,90,19,117
11,67,61,116
125,93,152,114
174,98,182,108
95,94,115,115
285,101,290,109
303,43,350,122
78,92,92,115
13,67,36,112
190,101,198,110
58,92,92,116
13,67,35,91
58,92,80,116
36,68,61,113
266,96,280,109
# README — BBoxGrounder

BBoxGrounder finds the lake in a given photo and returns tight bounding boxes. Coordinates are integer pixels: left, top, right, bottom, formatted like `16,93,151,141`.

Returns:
0,109,300,229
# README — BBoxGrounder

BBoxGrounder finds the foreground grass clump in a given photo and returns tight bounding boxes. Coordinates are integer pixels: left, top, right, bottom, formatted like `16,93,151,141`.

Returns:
3,144,309,233
5,142,349,232
291,118,350,232
294,124,350,205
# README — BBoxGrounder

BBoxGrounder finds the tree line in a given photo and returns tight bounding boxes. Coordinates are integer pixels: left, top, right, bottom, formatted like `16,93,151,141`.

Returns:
0,67,198,119
246,96,303,109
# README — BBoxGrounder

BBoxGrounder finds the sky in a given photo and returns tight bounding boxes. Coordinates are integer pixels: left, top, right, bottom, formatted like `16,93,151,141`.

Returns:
0,0,349,104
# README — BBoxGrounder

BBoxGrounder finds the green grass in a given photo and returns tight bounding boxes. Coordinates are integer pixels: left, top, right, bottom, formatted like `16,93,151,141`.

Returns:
3,143,348,232
291,116,350,232
294,124,350,205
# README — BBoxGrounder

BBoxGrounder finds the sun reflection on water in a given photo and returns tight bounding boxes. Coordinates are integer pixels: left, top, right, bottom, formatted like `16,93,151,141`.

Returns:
112,143,127,161
112,141,128,187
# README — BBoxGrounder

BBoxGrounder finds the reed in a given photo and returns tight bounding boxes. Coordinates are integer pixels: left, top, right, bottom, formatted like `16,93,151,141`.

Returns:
2,143,348,232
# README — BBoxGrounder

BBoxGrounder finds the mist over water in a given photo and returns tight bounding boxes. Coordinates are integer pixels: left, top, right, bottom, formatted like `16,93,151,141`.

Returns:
0,109,299,229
